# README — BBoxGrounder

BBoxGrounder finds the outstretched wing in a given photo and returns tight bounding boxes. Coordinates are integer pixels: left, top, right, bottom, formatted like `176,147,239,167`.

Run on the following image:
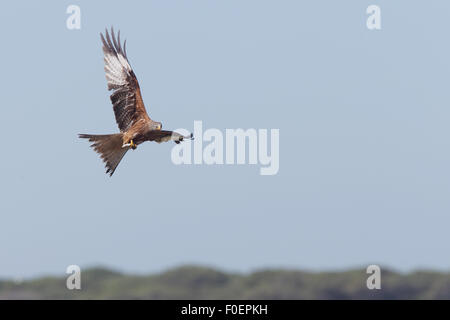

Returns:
146,130,194,144
101,27,151,132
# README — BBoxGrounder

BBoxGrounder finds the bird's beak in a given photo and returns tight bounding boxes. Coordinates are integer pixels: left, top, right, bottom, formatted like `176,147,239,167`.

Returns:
157,124,162,130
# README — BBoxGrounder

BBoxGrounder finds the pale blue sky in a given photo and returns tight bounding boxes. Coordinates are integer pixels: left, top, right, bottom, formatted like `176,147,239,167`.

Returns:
1,1,450,278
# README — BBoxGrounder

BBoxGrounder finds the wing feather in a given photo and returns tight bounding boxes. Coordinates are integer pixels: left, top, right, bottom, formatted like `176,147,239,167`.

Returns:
101,27,150,132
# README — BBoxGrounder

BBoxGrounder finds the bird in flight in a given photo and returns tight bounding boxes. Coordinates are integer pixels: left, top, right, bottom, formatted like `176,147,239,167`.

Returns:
79,27,193,176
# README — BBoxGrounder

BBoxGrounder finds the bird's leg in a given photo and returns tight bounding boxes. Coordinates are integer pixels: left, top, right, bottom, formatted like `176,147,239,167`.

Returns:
122,139,137,150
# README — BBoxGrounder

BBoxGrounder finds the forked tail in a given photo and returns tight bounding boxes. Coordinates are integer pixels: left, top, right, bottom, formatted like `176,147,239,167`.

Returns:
79,133,128,176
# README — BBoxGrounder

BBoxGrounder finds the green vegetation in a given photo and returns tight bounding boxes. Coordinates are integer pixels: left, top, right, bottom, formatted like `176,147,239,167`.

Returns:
1,266,449,299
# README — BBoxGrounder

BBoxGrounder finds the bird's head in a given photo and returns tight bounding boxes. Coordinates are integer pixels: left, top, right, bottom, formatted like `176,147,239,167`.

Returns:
152,121,162,131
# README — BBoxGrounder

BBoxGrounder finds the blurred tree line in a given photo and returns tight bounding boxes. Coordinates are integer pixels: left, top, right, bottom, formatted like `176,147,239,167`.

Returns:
1,266,449,299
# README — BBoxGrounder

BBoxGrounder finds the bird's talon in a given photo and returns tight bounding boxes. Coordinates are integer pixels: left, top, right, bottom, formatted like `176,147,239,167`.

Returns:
130,140,137,150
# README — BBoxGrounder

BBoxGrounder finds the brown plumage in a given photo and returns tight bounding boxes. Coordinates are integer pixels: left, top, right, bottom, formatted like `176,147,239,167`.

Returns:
79,27,193,176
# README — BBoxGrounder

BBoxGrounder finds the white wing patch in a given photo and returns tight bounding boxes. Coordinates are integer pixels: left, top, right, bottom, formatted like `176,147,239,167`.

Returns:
104,51,131,90
156,134,174,144
156,132,193,144
101,28,133,91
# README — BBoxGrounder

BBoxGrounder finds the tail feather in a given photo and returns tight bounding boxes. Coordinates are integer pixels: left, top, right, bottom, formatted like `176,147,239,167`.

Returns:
79,133,129,176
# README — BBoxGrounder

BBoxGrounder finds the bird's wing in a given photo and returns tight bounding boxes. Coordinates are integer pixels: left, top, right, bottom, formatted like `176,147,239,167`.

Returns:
101,27,151,132
146,130,193,144
146,130,175,143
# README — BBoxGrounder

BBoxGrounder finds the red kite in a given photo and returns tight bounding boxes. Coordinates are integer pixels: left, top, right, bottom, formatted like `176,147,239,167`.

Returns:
79,28,193,176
